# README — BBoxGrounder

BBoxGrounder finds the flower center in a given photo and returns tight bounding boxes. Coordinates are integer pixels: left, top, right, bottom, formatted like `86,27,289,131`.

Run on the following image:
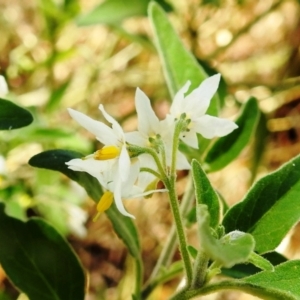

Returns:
93,191,114,222
177,113,192,134
94,145,120,160
148,134,164,153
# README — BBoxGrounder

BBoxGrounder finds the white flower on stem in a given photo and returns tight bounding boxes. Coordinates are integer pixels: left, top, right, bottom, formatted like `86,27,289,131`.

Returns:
100,160,166,216
169,74,238,148
126,88,190,170
67,159,135,218
67,104,131,183
66,105,133,217
67,159,165,218
66,105,166,218
66,159,120,215
0,75,8,97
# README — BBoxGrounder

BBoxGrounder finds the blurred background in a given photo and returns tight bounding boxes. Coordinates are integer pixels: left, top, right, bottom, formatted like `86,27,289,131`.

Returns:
0,0,300,299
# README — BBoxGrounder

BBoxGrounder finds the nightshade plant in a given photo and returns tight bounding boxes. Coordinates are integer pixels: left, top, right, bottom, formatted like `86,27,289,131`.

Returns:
1,2,300,300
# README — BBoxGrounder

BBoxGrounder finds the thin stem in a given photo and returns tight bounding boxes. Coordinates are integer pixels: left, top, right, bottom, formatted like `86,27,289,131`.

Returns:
148,225,177,282
142,262,183,299
163,119,193,285
171,279,296,300
140,167,161,179
134,257,143,299
128,144,167,179
159,139,167,171
147,176,194,283
164,176,193,287
171,120,185,175
143,147,167,179
191,249,209,288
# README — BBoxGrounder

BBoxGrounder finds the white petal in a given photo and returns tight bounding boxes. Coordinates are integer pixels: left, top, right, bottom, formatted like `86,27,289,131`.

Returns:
170,81,191,116
66,158,109,173
118,144,131,181
68,108,118,145
135,88,160,135
125,131,148,147
139,153,157,169
113,179,135,218
176,151,191,170
121,161,140,196
99,104,124,142
129,188,168,199
181,130,199,148
137,171,156,190
66,158,111,186
184,74,220,117
195,115,238,139
159,117,175,140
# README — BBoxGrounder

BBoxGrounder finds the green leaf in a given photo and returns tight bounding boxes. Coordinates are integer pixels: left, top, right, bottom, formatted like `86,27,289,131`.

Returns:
222,251,287,279
77,0,172,26
204,97,260,172
187,245,198,259
196,205,255,268
242,260,300,299
0,203,85,300
191,159,220,228
28,150,141,258
0,99,33,130
223,154,300,254
248,252,274,271
148,2,218,117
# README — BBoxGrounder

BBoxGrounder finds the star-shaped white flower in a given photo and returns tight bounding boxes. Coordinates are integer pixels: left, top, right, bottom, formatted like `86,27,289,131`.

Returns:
126,88,190,170
169,74,238,148
66,105,135,217
67,104,131,183
67,159,165,218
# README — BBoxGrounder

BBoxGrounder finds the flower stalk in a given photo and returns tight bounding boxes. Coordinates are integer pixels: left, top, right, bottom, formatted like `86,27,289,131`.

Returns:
162,118,194,286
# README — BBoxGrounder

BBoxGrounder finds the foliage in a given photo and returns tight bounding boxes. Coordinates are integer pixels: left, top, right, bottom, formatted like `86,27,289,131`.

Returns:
1,0,300,299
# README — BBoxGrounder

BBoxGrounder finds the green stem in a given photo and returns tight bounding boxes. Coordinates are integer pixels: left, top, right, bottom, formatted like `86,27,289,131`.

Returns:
142,262,183,299
148,176,194,282
143,147,167,179
171,279,296,300
162,119,193,286
191,249,209,288
134,257,143,299
170,120,184,175
164,176,193,286
159,139,167,171
128,144,167,179
140,167,161,179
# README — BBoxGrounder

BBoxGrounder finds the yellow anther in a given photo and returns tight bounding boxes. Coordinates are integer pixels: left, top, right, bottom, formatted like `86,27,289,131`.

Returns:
93,191,114,222
93,146,120,160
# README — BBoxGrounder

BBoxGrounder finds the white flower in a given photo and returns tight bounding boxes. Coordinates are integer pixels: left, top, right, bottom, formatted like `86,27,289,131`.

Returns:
67,104,131,183
126,88,190,170
68,159,165,218
0,75,8,97
169,74,238,148
66,105,166,218
66,105,133,217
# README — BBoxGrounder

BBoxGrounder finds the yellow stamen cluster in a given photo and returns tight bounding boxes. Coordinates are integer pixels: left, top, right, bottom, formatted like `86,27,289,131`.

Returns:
93,191,114,222
94,145,120,160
